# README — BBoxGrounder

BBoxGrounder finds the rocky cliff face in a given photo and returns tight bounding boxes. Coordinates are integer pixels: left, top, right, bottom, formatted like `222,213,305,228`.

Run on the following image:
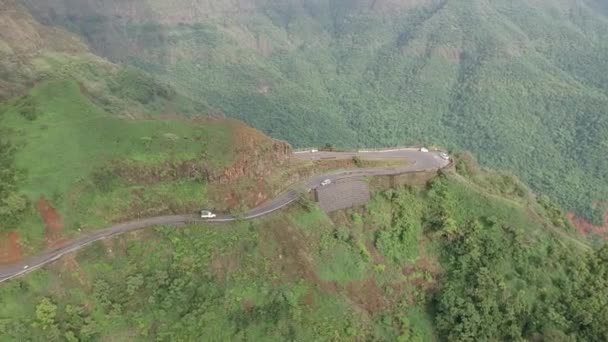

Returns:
215,118,291,184
107,118,292,186
204,118,293,210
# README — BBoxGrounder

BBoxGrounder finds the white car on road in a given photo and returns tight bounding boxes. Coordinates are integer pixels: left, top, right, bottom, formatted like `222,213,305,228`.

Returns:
200,210,217,219
320,179,332,186
439,152,450,160
420,147,429,153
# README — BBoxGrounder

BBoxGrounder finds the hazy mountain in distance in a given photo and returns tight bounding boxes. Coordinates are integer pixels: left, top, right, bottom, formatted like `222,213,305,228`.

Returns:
18,0,608,223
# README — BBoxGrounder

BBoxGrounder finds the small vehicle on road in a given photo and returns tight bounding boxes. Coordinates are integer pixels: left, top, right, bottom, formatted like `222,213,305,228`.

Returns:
23,265,29,270
311,149,318,153
320,179,332,186
200,210,217,219
420,147,429,153
439,152,450,160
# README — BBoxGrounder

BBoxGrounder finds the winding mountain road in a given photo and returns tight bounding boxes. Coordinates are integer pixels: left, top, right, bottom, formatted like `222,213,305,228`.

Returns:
0,148,449,283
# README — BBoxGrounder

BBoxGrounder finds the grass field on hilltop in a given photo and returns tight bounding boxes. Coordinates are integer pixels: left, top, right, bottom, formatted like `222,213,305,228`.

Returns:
0,79,234,251
3,80,234,196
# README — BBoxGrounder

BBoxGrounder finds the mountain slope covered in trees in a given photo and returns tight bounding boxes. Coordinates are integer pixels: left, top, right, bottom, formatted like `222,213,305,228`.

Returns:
2,154,607,340
0,1,290,255
1,2,607,340
19,0,608,224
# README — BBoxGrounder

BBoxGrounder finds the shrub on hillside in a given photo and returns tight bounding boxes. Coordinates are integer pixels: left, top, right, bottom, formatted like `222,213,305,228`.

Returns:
110,68,174,105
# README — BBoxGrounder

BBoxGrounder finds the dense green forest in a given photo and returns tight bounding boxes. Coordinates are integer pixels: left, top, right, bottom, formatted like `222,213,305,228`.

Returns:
21,0,608,223
1,156,606,340
2,2,608,340
0,140,27,227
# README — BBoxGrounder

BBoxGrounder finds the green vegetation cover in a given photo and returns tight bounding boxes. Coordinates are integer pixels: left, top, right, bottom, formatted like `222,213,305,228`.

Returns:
1,157,607,340
21,0,608,223
0,79,236,251
1,2,608,341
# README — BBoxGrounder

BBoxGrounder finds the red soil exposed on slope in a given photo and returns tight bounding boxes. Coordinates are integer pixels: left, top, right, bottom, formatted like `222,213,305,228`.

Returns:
37,197,66,247
568,212,608,238
0,231,22,265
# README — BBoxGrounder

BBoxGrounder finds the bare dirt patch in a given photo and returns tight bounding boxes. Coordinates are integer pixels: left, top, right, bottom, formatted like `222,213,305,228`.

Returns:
217,120,291,185
208,178,272,212
346,277,387,314
0,231,22,265
37,196,66,247
567,212,608,239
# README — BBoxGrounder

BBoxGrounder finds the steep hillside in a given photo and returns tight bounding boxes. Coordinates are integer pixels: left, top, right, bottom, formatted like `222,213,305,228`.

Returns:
0,2,303,259
1,0,422,262
0,0,90,98
0,77,300,260
1,4,606,339
0,1,405,260
19,0,608,226
1,155,606,340
1,2,606,340
0,0,207,116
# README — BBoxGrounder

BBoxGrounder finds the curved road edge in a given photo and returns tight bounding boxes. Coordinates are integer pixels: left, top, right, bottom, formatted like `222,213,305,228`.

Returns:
0,148,450,283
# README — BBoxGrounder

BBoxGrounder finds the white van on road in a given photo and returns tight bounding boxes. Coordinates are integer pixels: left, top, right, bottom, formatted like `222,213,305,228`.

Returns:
200,210,217,219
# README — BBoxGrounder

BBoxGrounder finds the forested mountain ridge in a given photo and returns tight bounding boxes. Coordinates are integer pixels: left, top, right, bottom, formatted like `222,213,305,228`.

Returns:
0,0,254,254
1,3,608,340
0,0,205,116
18,0,608,225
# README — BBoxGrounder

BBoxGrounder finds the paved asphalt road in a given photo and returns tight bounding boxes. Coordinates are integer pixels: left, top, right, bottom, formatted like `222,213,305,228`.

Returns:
0,148,449,283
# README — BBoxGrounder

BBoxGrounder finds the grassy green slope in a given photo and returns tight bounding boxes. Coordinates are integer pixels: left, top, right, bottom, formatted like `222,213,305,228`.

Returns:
0,1,267,255
3,81,231,198
1,156,606,340
22,0,608,223
0,79,237,252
